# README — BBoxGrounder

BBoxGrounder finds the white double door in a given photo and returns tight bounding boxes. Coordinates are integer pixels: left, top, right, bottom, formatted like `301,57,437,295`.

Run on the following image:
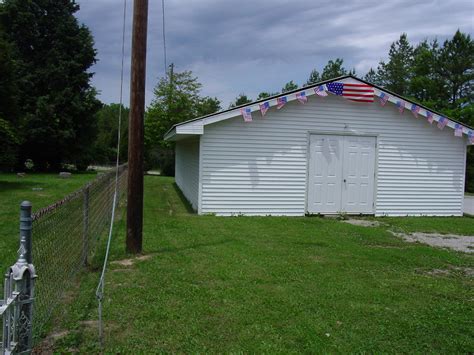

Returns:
307,134,376,214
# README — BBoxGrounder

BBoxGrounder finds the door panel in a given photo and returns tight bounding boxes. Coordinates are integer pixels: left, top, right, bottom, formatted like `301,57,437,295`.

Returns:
307,134,376,214
342,136,376,213
307,135,343,213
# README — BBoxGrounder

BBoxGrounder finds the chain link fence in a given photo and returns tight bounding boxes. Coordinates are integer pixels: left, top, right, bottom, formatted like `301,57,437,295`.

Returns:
29,165,127,341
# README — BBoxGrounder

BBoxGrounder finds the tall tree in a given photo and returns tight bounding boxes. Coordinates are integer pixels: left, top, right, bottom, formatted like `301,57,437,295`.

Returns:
196,96,221,117
408,40,442,104
145,70,220,174
305,69,321,86
0,22,20,169
0,25,18,122
230,93,252,108
376,33,413,95
321,58,348,80
93,103,130,164
0,0,101,170
364,68,379,84
437,30,474,107
281,80,298,93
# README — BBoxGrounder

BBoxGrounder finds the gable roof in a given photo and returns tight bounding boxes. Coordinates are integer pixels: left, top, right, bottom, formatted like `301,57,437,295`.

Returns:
164,74,473,141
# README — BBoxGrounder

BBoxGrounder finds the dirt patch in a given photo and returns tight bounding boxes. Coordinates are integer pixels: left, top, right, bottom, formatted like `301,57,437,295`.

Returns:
111,268,134,273
111,258,134,267
343,219,384,227
452,267,474,277
419,267,474,278
425,269,451,276
110,254,154,267
391,231,474,253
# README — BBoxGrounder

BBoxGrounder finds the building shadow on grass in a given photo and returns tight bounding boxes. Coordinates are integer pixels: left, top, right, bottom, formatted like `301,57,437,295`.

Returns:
172,182,196,214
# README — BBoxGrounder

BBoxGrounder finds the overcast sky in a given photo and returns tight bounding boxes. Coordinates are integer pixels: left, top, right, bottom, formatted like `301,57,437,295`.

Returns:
76,0,473,108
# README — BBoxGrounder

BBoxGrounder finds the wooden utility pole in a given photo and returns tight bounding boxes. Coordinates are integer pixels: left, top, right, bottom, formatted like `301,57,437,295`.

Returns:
126,0,148,254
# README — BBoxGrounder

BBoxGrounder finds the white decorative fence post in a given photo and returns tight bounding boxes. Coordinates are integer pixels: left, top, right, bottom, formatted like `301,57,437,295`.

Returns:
1,202,37,354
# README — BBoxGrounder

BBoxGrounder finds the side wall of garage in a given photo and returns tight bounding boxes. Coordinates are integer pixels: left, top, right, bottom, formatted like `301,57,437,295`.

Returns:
199,94,466,216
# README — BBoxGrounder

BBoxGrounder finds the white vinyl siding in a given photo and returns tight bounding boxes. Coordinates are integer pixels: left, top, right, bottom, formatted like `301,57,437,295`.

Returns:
175,138,200,211
199,94,466,216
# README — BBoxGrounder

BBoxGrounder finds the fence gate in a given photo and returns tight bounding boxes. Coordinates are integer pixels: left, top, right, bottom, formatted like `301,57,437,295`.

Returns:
1,202,36,355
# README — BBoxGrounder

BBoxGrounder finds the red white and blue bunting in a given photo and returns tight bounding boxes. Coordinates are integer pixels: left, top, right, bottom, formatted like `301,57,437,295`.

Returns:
239,81,473,144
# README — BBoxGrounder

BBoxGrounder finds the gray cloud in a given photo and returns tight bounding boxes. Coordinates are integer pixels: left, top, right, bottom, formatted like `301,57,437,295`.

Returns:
76,0,473,108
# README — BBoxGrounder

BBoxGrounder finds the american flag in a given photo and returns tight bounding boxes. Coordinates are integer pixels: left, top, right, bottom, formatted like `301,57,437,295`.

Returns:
296,91,307,104
426,111,434,124
314,85,328,97
326,82,374,102
411,104,420,118
396,100,405,114
454,123,463,137
379,92,390,106
259,102,270,116
277,96,287,109
240,107,252,122
437,116,448,130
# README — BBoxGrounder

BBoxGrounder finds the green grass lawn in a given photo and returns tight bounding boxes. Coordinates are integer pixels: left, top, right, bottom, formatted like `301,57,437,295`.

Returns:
45,176,474,353
0,172,98,272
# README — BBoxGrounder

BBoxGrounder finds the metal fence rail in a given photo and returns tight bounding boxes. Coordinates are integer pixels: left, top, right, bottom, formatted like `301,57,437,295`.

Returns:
0,165,128,351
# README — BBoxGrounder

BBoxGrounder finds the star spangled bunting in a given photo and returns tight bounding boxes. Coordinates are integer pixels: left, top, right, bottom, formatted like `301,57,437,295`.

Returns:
314,85,328,97
437,116,448,129
259,102,270,116
426,111,434,124
326,82,374,102
379,92,389,106
396,100,405,114
296,91,307,104
277,96,287,109
411,104,420,118
240,107,252,122
454,123,463,137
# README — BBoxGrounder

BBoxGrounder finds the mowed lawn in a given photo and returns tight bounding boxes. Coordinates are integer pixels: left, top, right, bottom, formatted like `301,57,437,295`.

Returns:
49,176,474,353
0,172,98,272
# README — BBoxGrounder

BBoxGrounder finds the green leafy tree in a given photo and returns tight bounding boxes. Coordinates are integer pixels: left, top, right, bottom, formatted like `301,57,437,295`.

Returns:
281,80,298,93
0,118,20,171
93,103,129,165
0,25,18,122
0,0,101,170
376,33,414,95
437,30,474,107
305,69,321,86
364,68,379,84
145,70,220,174
408,40,440,103
230,93,252,108
321,58,348,80
196,96,221,117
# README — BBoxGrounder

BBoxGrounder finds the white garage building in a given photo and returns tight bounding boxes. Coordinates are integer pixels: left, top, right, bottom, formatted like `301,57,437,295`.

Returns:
164,75,473,216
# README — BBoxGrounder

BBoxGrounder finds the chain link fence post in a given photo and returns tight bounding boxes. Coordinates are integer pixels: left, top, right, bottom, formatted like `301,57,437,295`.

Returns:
82,186,90,266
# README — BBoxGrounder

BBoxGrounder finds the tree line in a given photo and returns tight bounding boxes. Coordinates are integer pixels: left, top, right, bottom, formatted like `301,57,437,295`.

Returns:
146,31,473,189
0,0,472,190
